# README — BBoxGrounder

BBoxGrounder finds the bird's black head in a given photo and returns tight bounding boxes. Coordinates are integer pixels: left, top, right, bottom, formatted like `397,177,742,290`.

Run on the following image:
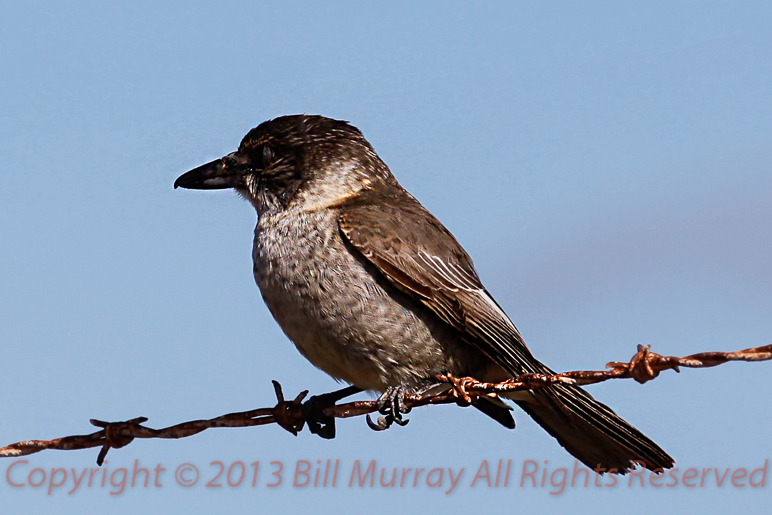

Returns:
175,115,393,215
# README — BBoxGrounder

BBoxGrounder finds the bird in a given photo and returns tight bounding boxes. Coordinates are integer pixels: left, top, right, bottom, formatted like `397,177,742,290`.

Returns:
174,114,673,473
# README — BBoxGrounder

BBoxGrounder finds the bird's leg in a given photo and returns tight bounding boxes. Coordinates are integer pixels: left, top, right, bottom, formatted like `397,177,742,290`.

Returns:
301,385,362,439
366,386,412,431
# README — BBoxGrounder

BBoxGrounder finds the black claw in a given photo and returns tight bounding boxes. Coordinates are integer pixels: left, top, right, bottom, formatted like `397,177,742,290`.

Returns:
302,397,336,439
366,414,391,431
368,386,411,432
393,417,410,427
302,385,361,439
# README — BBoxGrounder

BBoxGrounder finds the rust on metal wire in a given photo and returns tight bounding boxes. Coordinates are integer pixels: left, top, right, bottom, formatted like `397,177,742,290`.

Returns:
1,343,769,465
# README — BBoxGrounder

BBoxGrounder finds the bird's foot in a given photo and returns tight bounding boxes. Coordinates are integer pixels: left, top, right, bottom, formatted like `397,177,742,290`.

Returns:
366,386,412,431
301,385,362,439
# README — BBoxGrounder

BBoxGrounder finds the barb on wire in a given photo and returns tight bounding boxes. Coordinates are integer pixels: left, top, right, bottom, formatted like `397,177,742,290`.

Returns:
1,343,769,465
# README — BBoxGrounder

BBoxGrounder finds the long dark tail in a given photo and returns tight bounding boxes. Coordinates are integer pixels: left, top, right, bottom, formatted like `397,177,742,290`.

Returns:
510,380,673,473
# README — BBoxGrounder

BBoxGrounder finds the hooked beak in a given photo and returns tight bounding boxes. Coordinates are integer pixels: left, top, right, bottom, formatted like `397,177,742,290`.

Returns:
174,152,248,190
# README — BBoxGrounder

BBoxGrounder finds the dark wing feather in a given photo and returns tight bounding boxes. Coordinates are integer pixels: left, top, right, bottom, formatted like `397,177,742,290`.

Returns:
338,186,673,473
339,189,544,377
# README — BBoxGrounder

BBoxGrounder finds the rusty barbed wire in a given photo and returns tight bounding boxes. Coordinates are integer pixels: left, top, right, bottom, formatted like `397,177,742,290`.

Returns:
1,343,770,465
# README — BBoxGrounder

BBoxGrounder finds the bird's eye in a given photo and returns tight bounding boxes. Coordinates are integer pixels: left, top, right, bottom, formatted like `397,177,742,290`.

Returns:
262,145,274,167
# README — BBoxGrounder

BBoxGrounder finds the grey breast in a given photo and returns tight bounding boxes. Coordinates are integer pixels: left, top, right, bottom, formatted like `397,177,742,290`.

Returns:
251,208,492,391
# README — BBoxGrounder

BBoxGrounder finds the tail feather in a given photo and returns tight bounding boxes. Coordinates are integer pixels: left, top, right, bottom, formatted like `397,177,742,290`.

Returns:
473,396,516,429
511,382,673,473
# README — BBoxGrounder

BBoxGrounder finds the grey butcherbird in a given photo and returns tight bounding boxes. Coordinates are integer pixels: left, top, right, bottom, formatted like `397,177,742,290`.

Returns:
175,114,673,473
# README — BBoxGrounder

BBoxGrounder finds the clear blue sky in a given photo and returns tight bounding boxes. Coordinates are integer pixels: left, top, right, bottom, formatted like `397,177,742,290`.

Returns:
2,1,771,513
